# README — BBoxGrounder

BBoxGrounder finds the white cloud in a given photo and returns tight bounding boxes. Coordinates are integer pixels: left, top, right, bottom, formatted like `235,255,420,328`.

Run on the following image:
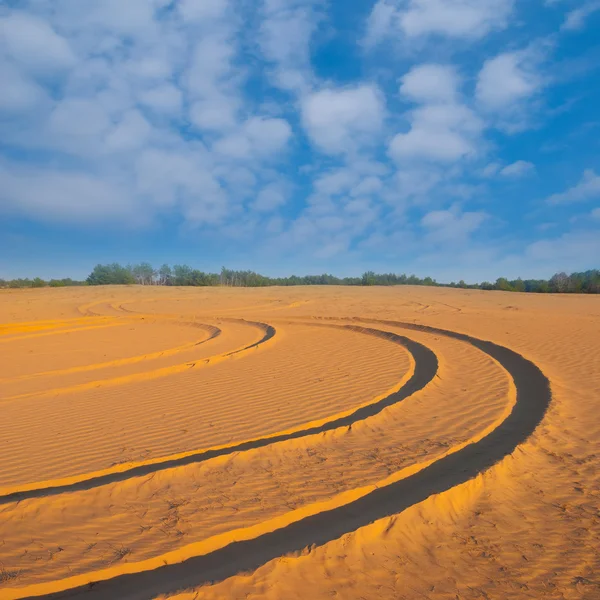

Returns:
345,197,378,216
301,85,385,154
314,169,358,196
390,127,470,163
245,117,293,155
591,207,600,220
126,57,173,83
105,110,152,152
394,167,442,201
186,32,241,132
190,99,238,131
526,229,600,265
212,134,253,160
364,1,396,48
546,169,600,204
561,1,600,31
421,207,488,243
413,103,477,134
476,50,541,111
135,147,230,224
400,64,460,103
136,148,204,207
48,98,111,139
481,162,501,178
365,0,514,45
218,166,257,200
214,117,292,159
390,103,483,163
177,1,243,134
178,0,229,22
0,60,48,113
271,157,389,262
500,160,535,177
186,33,236,97
400,0,513,37
69,0,161,36
139,84,183,113
0,12,76,72
252,182,289,212
0,160,137,225
260,0,318,92
480,160,535,179
351,176,384,197
391,63,483,163
0,2,294,232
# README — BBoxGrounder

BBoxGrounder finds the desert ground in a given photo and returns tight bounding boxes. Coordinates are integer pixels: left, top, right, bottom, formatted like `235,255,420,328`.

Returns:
0,285,598,600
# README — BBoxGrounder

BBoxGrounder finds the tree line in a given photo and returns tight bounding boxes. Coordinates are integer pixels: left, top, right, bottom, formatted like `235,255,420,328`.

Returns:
2,264,598,293
0,277,84,289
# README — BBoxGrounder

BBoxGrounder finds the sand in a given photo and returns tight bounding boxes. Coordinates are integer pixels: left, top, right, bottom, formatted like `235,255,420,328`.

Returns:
0,286,598,599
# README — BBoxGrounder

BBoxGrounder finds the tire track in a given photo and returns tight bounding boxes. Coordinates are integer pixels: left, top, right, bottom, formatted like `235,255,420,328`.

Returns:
0,325,433,507
109,298,307,318
113,299,311,319
0,317,114,336
5,321,550,600
0,321,124,344
1,320,272,404
0,323,221,384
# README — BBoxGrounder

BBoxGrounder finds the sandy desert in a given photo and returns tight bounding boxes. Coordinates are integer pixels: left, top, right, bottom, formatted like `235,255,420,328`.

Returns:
0,285,599,600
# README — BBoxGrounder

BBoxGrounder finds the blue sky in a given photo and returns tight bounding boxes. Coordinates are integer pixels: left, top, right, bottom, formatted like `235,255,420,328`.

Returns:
1,0,599,282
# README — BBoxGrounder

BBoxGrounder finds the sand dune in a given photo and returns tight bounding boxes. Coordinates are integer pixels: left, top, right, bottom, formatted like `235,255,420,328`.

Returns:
0,286,598,600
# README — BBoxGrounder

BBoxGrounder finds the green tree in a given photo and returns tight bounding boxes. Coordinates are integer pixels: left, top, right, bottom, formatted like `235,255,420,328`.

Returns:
512,278,525,292
87,264,135,285
74,264,599,293
361,271,377,286
495,277,514,292
173,265,192,286
131,262,154,285
549,272,569,293
158,264,172,286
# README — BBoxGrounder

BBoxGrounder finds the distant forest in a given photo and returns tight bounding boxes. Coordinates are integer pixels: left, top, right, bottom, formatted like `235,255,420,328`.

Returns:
1,263,599,294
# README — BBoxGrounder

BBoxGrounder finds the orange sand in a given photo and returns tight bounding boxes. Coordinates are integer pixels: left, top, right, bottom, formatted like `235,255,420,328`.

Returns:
0,285,598,600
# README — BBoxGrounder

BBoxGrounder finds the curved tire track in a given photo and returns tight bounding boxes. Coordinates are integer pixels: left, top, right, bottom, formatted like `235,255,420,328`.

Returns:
12,320,550,600
0,321,124,344
0,325,433,506
1,320,271,404
0,320,278,502
0,323,221,385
